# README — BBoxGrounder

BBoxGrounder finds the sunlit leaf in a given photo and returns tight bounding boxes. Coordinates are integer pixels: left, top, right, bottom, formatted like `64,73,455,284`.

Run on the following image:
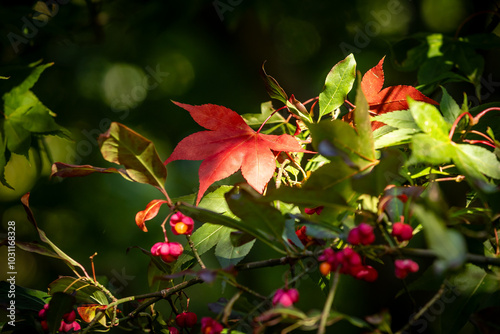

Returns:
440,87,462,124
165,102,310,204
319,54,356,119
77,304,107,326
260,62,288,104
98,122,167,192
409,98,450,141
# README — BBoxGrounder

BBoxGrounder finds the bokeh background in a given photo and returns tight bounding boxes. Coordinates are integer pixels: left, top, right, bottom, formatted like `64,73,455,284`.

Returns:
1,0,500,332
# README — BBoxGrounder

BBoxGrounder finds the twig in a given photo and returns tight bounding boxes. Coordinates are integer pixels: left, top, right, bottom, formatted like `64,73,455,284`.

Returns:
395,283,446,334
387,247,500,267
318,269,340,334
186,234,206,269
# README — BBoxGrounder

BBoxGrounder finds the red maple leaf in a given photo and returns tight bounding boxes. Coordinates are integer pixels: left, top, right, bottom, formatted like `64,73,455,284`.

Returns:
361,56,438,129
165,102,310,204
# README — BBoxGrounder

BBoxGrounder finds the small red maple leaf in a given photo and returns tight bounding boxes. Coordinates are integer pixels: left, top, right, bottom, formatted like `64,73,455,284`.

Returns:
361,56,438,129
165,102,310,204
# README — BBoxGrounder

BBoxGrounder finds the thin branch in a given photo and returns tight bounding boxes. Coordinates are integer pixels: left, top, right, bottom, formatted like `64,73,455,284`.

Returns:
318,269,340,334
235,252,312,271
387,247,500,267
187,234,206,269
395,283,446,334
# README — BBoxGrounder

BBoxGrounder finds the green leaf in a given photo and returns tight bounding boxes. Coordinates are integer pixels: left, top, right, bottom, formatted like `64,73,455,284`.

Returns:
454,144,500,179
440,264,500,334
409,98,450,141
225,186,285,244
7,99,63,134
440,87,461,124
409,134,454,165
299,221,340,239
413,204,467,273
48,277,102,304
353,76,375,160
3,118,31,154
215,232,256,267
0,281,48,311
417,57,453,85
265,159,351,215
372,109,419,130
308,120,376,168
260,62,288,104
2,63,53,111
242,101,285,127
452,43,484,88
352,149,405,196
318,54,356,119
374,128,418,149
178,223,230,267
177,202,285,254
47,292,75,334
98,122,167,192
281,218,302,250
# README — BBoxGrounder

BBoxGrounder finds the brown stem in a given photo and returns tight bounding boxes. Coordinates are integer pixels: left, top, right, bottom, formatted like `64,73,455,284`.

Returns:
387,247,500,266
187,234,206,269
395,283,446,334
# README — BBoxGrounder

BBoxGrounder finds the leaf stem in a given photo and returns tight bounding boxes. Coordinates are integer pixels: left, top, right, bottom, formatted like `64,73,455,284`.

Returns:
161,214,173,242
186,234,206,269
469,130,496,144
473,107,500,123
257,105,287,133
463,139,496,148
449,111,473,140
317,268,340,334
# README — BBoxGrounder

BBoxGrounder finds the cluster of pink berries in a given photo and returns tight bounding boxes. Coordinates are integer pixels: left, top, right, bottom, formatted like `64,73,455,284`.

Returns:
319,248,378,282
151,212,195,263
392,221,413,242
170,212,195,235
319,221,419,281
38,304,80,332
272,288,300,307
151,241,184,263
394,259,419,279
347,223,375,245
